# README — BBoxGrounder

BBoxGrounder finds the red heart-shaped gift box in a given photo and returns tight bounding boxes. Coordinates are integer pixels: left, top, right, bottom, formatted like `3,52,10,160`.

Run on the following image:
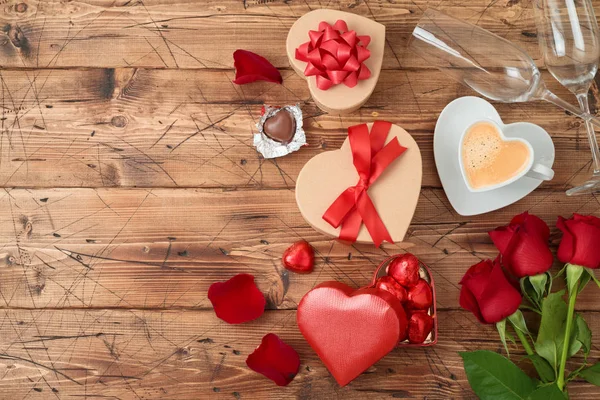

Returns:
297,254,437,386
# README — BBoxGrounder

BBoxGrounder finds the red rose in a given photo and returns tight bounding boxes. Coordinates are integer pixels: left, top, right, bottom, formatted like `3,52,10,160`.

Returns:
459,258,522,324
488,212,553,278
557,214,600,269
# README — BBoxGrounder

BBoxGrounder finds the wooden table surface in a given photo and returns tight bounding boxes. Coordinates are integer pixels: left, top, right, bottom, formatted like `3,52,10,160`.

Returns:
0,0,599,399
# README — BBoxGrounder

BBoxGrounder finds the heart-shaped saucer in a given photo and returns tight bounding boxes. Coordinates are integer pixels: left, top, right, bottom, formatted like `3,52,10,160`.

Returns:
435,97,555,216
286,10,385,115
296,123,422,244
297,281,406,386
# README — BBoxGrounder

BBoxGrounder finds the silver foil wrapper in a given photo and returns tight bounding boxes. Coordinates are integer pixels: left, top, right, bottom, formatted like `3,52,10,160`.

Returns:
254,105,306,159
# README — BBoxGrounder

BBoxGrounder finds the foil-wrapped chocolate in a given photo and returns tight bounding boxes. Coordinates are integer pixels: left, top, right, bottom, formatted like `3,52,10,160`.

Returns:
254,105,305,158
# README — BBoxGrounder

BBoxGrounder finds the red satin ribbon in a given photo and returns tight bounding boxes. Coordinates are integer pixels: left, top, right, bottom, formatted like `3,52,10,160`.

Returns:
295,20,371,90
322,121,407,247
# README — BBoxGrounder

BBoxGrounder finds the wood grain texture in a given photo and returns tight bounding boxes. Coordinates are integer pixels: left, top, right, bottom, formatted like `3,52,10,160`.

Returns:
0,309,599,400
0,0,548,70
0,0,599,398
0,187,599,311
0,67,596,189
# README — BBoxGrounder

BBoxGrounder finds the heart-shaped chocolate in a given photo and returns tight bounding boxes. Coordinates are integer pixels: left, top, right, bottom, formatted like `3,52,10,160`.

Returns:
295,123,422,244
263,110,296,144
286,10,385,115
297,282,407,386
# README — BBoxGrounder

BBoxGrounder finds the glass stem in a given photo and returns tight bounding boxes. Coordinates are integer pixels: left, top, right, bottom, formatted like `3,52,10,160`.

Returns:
576,93,600,175
541,89,600,130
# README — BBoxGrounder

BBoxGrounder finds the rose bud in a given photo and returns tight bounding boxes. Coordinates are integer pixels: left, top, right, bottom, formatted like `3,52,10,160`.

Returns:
408,311,434,344
387,253,420,287
557,214,600,269
488,212,553,277
407,279,433,310
375,276,408,303
459,258,522,324
282,240,315,274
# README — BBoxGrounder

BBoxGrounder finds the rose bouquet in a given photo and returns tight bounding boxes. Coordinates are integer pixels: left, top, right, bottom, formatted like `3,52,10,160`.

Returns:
460,212,600,399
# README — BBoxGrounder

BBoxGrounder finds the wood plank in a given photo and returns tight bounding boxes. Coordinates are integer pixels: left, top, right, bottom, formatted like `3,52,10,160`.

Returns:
0,67,596,188
0,0,566,70
0,187,598,311
0,308,598,399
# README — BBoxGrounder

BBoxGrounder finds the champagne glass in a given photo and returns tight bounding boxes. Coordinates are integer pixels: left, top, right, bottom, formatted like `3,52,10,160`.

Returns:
533,0,600,195
408,10,600,134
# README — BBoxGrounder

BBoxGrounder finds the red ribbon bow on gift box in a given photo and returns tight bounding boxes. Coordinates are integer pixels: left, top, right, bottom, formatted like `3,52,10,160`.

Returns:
295,20,371,90
322,121,407,247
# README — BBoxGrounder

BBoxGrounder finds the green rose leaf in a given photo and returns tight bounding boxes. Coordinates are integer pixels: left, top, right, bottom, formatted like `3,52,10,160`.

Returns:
578,272,592,294
526,383,567,400
529,273,549,299
575,314,591,357
535,291,568,372
520,277,541,309
527,354,555,383
568,315,582,358
460,350,536,399
497,320,510,356
508,310,529,335
566,264,583,295
578,362,600,386
585,268,600,290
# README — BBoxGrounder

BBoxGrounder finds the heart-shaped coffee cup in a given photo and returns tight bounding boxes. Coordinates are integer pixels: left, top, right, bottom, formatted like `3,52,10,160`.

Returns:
458,119,554,193
286,10,385,115
296,123,422,244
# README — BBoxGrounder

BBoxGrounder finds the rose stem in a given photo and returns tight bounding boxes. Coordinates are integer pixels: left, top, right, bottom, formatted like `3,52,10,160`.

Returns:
514,327,534,355
557,280,579,391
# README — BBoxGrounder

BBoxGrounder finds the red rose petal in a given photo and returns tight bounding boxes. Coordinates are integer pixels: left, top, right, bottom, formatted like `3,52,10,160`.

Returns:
460,260,493,299
459,285,486,324
557,216,575,264
459,259,522,324
479,260,522,323
565,217,600,269
233,50,282,85
558,215,600,268
246,333,300,386
489,212,553,277
511,212,550,240
208,274,266,324
573,213,600,228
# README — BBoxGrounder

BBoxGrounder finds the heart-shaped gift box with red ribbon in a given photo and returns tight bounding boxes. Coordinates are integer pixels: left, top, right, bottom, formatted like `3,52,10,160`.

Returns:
297,254,437,386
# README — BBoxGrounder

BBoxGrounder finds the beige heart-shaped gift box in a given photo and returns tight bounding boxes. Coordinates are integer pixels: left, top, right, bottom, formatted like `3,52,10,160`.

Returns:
296,123,422,245
286,9,385,115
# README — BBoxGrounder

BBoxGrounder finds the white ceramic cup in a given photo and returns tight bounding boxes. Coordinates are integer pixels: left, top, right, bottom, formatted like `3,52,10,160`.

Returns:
458,119,554,193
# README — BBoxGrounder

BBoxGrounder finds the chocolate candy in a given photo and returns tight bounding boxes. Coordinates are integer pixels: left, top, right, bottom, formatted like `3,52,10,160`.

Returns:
254,104,305,159
264,110,296,144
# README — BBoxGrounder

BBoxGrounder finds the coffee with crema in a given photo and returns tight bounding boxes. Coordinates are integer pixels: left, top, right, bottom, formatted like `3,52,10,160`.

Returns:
461,121,531,190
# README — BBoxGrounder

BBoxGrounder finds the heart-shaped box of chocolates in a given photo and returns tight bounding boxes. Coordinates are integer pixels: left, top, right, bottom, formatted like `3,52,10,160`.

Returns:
297,254,437,387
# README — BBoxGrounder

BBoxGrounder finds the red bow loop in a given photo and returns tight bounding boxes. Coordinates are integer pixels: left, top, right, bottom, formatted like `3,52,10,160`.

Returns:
295,19,372,90
322,122,407,247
